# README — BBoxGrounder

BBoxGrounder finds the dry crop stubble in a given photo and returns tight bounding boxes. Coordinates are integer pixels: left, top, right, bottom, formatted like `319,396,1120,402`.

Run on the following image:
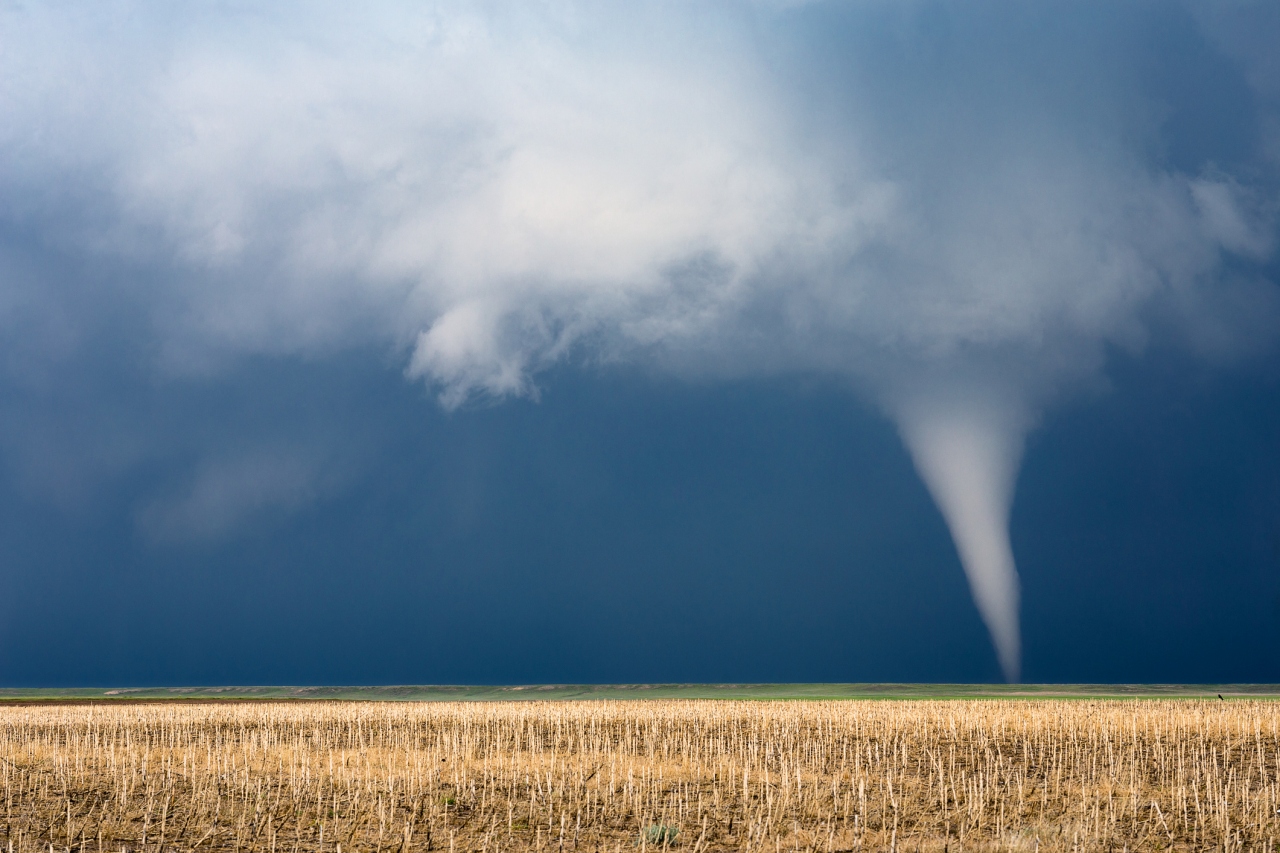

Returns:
1,699,1278,852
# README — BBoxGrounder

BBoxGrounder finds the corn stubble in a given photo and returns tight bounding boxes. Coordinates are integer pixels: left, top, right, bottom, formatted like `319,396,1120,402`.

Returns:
1,700,1278,852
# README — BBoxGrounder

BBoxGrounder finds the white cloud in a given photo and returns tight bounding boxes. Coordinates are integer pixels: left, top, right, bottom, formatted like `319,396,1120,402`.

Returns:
136,448,343,542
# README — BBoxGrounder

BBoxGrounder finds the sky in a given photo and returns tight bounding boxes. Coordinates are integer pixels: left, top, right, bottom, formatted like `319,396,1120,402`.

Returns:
1,0,1279,685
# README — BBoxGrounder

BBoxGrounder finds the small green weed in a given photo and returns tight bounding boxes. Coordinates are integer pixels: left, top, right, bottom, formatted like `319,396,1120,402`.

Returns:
639,824,678,846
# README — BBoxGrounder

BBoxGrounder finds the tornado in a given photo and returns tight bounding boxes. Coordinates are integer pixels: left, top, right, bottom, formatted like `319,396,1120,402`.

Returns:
891,394,1029,682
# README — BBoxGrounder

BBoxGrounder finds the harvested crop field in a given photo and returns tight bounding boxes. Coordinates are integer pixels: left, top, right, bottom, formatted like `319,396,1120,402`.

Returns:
1,700,1277,852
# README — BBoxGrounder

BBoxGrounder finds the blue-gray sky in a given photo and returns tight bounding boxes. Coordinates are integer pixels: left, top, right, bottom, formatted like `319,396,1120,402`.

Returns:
1,0,1278,684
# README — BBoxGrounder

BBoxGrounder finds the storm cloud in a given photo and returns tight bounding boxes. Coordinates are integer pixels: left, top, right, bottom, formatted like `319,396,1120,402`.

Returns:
2,0,1278,677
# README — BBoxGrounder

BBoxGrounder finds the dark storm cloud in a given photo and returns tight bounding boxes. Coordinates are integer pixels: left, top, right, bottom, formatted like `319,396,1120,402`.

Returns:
0,0,1277,677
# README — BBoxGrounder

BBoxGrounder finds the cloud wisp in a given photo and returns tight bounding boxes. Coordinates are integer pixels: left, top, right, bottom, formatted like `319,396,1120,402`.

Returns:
2,0,1278,677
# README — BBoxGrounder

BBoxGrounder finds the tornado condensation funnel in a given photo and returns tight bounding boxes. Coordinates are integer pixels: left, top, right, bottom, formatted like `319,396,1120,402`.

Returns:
893,396,1028,682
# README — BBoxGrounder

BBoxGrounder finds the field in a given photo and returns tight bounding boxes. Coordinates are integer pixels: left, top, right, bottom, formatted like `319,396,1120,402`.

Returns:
2,698,1279,852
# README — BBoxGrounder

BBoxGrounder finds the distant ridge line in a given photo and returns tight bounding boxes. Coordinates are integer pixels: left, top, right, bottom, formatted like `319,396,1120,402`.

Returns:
2,684,1279,702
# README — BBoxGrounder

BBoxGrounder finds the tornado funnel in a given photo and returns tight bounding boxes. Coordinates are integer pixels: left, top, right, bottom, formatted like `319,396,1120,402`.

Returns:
893,396,1028,681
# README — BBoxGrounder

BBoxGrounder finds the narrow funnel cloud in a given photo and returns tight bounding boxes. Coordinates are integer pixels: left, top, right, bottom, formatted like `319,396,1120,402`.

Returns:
892,395,1029,681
